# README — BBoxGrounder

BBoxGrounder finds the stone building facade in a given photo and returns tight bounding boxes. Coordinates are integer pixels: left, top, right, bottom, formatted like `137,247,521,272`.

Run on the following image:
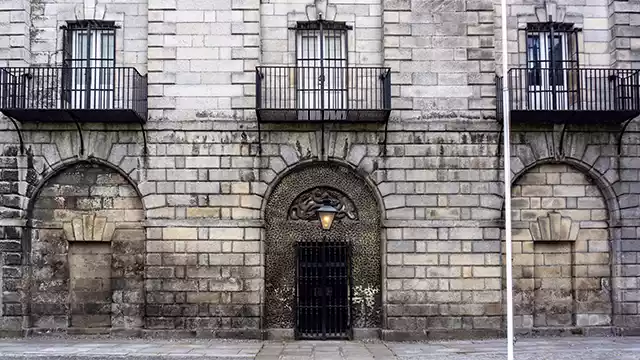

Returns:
0,0,639,340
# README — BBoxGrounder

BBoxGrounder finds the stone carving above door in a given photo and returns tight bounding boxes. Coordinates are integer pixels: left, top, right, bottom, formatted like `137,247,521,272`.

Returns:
530,212,579,242
289,187,358,221
63,213,115,242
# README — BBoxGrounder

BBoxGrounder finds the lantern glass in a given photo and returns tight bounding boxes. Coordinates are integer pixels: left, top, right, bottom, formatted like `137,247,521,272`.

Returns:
317,200,338,231
319,212,336,230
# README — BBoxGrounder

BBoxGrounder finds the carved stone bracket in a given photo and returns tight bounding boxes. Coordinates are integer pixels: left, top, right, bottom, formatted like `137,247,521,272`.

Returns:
530,212,579,242
63,213,115,242
553,123,567,161
289,187,358,221
535,0,566,23
305,0,337,21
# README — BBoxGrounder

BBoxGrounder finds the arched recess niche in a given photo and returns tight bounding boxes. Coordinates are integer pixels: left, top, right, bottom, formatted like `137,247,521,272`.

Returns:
27,162,145,331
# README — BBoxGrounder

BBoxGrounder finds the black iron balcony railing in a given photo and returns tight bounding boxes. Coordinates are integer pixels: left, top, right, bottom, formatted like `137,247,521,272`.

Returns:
0,66,147,123
497,68,640,124
256,66,391,123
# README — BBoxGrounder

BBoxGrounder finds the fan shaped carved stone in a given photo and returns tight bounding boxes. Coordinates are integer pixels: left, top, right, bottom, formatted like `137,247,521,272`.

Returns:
63,213,115,242
530,212,579,242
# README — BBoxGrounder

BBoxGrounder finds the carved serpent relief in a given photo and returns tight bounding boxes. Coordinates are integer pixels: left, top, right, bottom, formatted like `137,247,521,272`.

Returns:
288,187,358,221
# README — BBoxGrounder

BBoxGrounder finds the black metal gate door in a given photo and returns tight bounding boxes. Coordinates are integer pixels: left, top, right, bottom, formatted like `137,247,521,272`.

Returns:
295,240,352,339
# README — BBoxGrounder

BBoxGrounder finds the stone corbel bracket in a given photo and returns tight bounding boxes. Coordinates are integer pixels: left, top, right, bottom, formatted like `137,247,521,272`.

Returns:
554,123,567,161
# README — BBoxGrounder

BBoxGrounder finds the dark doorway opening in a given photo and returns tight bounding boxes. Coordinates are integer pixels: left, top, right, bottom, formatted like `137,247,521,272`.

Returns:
295,240,352,339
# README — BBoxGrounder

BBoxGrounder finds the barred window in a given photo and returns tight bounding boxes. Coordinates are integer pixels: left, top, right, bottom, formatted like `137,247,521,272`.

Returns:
294,21,349,111
62,20,117,109
525,23,579,87
525,23,580,110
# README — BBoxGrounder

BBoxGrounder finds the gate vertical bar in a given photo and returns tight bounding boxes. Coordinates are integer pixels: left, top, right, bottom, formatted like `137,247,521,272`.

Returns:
336,241,341,337
320,235,327,339
329,240,334,337
294,242,299,339
315,239,320,338
348,241,353,339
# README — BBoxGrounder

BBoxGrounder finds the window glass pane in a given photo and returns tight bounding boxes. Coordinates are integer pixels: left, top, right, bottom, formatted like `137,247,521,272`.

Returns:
549,34,564,86
73,32,88,88
324,35,344,61
299,34,318,62
527,35,540,63
73,32,88,65
100,31,115,63
527,35,541,86
551,35,564,64
98,33,114,88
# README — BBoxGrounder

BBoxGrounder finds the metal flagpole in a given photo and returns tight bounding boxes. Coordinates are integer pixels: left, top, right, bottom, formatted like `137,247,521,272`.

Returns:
500,0,515,358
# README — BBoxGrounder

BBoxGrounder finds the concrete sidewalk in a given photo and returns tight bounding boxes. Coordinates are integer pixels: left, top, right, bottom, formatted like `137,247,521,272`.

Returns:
0,337,638,359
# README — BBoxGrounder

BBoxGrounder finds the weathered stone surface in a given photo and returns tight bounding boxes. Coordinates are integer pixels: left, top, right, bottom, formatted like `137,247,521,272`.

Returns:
510,164,611,329
0,0,638,341
27,163,144,331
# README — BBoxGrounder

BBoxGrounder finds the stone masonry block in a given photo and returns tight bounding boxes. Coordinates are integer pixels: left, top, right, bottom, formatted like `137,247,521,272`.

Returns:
163,228,198,240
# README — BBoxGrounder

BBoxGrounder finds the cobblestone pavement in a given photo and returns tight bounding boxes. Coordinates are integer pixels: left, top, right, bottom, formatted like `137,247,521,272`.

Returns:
0,337,638,359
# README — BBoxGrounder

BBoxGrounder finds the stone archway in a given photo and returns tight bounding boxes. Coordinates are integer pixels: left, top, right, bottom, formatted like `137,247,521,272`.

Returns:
28,162,145,332
509,163,612,330
264,162,382,337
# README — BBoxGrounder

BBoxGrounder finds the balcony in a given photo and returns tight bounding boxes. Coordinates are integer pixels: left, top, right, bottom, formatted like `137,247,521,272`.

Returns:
497,68,640,125
256,66,391,123
0,66,147,123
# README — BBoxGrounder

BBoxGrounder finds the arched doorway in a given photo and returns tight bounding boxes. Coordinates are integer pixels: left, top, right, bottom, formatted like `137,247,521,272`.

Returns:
27,162,145,332
264,162,382,339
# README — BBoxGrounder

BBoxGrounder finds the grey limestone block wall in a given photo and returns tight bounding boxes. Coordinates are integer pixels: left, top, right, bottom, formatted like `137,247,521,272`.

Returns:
2,120,639,338
29,0,147,69
609,0,640,68
384,0,495,120
0,0,31,66
0,0,639,340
